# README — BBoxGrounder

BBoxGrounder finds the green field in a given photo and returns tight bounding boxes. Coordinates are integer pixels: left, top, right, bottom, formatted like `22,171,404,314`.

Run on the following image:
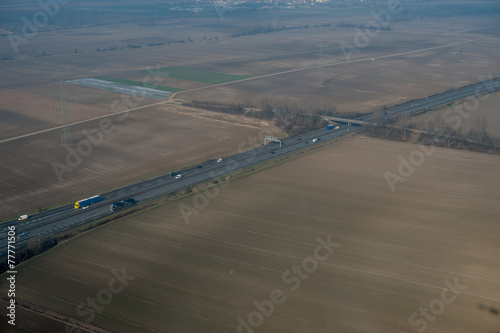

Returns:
94,76,184,92
148,67,250,84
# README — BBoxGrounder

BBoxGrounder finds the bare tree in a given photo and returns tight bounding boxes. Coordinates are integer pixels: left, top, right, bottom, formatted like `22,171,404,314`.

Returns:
396,113,411,141
472,115,487,142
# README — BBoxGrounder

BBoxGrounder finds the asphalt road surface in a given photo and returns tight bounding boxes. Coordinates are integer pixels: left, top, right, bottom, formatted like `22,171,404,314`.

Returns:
1,77,499,260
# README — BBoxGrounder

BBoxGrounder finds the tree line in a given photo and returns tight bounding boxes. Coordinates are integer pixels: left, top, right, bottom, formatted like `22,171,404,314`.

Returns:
183,96,368,137
364,114,500,154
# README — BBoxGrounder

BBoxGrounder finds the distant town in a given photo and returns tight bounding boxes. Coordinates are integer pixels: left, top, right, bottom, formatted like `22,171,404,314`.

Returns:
161,0,400,12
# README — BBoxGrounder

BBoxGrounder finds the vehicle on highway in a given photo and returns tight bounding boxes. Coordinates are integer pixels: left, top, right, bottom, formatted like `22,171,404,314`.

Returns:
74,194,101,209
123,198,137,206
82,206,90,210
326,125,340,130
110,198,137,212
110,202,123,211
312,138,318,143
18,214,28,221
217,158,223,163
175,173,183,179
17,231,29,239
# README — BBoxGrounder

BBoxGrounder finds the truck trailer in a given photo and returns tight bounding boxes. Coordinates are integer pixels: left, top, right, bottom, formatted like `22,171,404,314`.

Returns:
74,195,101,209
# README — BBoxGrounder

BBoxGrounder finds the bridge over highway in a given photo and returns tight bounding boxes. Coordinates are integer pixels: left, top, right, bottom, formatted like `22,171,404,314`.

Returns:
324,116,376,126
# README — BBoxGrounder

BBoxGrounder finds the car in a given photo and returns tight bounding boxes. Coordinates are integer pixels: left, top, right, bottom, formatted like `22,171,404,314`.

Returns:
312,138,318,143
334,126,339,130
18,214,28,221
17,231,29,239
82,205,90,209
123,198,137,205
217,158,223,163
196,165,203,169
110,202,123,211
175,173,183,179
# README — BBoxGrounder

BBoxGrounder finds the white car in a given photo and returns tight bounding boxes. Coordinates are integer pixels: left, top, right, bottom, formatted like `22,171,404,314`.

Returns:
175,173,183,179
217,158,223,163
334,126,339,130
18,214,28,221
82,206,90,210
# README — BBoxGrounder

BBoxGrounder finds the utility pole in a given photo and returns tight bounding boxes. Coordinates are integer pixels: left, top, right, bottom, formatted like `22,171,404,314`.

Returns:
55,76,73,146
455,25,463,55
317,41,324,87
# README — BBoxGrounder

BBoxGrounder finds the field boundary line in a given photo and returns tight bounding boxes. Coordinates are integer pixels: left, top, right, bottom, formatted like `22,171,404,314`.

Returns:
171,37,485,98
0,100,166,144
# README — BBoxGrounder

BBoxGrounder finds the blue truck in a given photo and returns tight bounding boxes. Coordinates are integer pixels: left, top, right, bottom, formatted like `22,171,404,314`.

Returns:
74,195,101,209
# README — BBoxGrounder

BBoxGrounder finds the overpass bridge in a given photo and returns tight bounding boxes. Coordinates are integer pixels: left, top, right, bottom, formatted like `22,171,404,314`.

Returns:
324,116,376,126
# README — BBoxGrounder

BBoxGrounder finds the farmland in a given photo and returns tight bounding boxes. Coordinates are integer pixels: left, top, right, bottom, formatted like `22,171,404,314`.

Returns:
148,67,250,84
0,1,499,332
1,136,499,332
0,104,277,220
67,78,175,99
94,76,184,93
1,7,500,221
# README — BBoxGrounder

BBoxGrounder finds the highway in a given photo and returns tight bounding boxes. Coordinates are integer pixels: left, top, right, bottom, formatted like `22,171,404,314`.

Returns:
360,77,500,123
0,124,359,257
1,77,499,260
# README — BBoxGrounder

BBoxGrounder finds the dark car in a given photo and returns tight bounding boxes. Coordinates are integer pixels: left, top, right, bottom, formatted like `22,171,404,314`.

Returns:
123,198,137,206
110,201,124,211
